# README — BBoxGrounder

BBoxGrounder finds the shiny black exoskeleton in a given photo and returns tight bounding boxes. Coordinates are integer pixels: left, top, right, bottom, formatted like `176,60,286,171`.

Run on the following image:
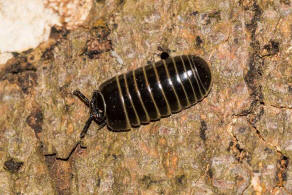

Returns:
74,55,212,138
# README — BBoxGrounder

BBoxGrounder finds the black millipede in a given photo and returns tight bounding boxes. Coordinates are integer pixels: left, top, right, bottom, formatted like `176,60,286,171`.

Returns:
73,55,212,138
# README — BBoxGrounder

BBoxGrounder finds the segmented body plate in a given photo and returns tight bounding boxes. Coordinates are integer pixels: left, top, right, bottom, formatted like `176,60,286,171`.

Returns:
100,55,212,131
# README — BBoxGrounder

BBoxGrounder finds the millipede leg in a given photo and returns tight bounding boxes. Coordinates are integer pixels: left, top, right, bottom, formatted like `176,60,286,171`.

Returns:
73,90,90,107
160,52,169,60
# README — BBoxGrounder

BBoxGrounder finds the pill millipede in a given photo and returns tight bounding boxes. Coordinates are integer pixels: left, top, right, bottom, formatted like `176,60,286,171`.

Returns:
74,55,212,138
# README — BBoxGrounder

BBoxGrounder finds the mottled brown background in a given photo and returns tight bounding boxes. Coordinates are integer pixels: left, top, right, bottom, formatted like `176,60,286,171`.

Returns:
0,0,291,194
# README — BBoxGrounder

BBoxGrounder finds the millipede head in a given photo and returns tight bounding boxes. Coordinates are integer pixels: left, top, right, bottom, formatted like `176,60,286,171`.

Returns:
73,90,106,138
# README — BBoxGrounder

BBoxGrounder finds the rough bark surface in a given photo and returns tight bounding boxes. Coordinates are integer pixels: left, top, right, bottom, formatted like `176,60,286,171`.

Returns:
0,0,291,194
